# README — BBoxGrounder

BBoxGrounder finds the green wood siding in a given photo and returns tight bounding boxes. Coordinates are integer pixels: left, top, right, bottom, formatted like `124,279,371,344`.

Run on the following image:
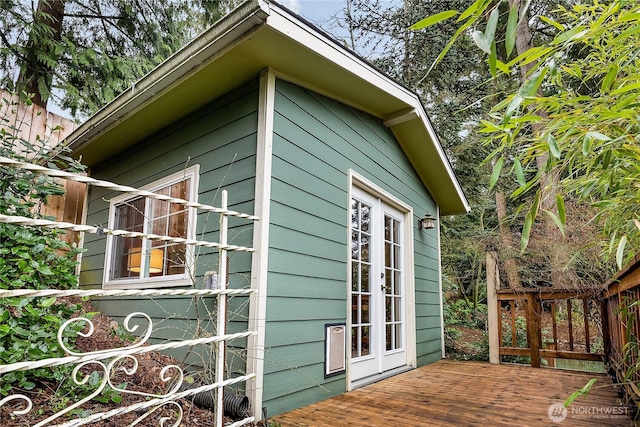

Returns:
80,82,259,383
262,79,440,415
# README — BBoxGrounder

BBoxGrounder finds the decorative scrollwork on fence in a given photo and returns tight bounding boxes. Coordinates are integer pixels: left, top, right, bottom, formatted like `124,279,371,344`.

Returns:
58,312,152,356
0,394,33,416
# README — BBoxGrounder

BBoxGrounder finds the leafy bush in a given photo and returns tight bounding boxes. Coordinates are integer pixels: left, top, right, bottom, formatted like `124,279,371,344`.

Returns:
0,95,86,396
444,298,487,330
443,297,489,360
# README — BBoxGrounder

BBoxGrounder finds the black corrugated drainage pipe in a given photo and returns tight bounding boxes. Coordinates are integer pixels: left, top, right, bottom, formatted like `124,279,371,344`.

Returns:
191,390,250,419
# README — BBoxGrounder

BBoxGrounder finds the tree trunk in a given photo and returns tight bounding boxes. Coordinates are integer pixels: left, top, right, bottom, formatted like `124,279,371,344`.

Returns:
510,0,571,288
496,191,521,288
16,0,65,109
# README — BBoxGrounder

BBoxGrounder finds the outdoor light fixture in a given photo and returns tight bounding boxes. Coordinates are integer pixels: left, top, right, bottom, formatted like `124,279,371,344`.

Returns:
418,213,437,230
127,247,164,273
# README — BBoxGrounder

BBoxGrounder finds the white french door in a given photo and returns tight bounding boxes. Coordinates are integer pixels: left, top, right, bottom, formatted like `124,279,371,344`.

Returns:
350,186,407,383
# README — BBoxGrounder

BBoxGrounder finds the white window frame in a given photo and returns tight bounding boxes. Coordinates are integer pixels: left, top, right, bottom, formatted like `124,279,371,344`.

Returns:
103,165,200,289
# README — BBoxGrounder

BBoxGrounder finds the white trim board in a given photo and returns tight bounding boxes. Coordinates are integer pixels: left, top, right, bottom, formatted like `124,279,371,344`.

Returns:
247,68,276,421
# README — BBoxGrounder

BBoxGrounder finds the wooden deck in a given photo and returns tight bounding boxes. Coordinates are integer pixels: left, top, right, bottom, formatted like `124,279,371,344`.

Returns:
274,360,633,426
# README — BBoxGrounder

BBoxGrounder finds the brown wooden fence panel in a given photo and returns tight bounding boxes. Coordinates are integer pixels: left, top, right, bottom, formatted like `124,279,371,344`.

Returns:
603,255,640,407
0,88,77,154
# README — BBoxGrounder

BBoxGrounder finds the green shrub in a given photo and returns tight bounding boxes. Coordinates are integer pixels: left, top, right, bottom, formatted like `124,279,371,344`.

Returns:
0,96,86,396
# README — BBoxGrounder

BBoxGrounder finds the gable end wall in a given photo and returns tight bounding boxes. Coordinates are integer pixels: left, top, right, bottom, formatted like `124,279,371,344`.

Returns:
262,79,441,415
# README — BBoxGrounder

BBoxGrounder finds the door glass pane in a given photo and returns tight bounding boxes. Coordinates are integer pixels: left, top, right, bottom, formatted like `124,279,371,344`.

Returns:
362,326,370,356
361,234,370,262
385,215,391,240
352,197,374,359
361,264,370,292
352,295,359,324
351,327,358,358
352,263,359,291
361,295,370,323
384,214,403,352
395,324,402,348
361,205,370,233
386,324,392,351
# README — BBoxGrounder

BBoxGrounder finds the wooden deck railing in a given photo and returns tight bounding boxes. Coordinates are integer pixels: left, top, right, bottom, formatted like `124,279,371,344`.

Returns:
602,254,640,406
494,288,604,367
487,252,605,368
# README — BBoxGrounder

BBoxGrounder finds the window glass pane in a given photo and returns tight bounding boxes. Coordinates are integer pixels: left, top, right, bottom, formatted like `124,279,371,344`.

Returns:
112,237,142,279
111,197,145,280
110,175,193,283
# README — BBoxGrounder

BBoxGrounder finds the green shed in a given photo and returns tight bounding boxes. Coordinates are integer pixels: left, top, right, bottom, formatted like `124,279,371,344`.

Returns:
68,0,469,419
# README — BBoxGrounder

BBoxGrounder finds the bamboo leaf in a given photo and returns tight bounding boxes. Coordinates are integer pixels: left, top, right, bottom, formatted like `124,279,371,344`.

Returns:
611,81,640,96
521,212,533,252
496,59,510,74
617,235,628,269
489,41,497,76
531,191,541,218
514,156,525,187
472,30,492,54
539,15,565,31
458,0,487,22
489,157,504,190
556,194,566,226
553,26,587,44
601,64,619,93
485,7,499,45
544,209,565,236
585,131,611,141
548,134,561,158
505,5,518,57
582,134,592,156
520,69,547,97
426,15,477,75
564,379,597,407
505,94,524,121
409,10,459,30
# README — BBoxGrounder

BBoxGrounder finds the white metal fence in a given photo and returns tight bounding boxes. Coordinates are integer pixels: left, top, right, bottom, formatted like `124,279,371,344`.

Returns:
0,156,258,427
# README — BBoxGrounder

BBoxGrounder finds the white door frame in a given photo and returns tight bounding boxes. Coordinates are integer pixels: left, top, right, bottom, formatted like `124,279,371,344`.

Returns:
347,170,416,390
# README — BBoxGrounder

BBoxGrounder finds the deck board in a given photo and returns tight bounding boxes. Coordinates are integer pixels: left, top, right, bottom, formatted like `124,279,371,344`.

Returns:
274,360,633,426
